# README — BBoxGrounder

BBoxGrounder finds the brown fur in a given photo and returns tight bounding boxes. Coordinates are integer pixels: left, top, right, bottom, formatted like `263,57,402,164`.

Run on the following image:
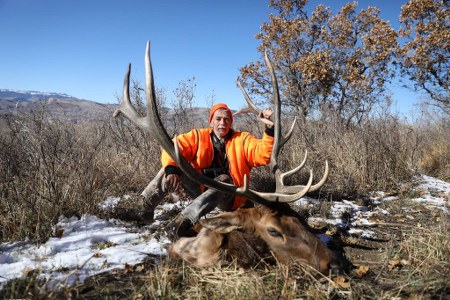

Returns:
168,205,341,273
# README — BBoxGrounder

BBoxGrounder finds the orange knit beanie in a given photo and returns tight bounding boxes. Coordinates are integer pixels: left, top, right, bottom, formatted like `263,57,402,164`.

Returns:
209,103,233,124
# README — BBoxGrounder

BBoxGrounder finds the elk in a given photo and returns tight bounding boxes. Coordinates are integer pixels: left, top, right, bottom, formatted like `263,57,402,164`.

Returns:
167,204,342,272
113,41,342,273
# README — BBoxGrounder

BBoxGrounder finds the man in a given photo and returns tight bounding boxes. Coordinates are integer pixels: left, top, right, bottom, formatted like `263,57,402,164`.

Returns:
141,103,274,240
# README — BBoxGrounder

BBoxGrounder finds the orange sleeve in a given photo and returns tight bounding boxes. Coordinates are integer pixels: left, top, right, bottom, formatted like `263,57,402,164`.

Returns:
161,129,198,167
243,132,274,167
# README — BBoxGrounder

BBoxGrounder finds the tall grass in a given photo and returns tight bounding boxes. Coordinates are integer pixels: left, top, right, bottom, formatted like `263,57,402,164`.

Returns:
0,104,449,244
0,105,161,243
1,109,105,242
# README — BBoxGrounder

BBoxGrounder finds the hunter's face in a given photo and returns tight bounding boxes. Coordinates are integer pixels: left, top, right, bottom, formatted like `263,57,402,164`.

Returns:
210,108,231,138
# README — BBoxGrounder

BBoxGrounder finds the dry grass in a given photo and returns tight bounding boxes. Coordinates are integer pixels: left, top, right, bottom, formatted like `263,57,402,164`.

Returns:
0,106,447,243
418,127,450,181
46,260,352,299
0,105,449,299
0,108,162,243
3,204,447,299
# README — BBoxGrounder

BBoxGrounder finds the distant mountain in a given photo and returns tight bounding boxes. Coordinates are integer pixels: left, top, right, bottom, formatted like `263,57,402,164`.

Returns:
0,89,77,101
0,89,114,123
0,89,245,128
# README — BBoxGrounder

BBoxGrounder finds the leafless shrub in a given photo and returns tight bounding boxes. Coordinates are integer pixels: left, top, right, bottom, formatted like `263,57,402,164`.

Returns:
106,111,161,194
291,106,449,198
0,80,183,243
0,105,109,242
171,76,196,134
413,112,450,181
246,107,415,199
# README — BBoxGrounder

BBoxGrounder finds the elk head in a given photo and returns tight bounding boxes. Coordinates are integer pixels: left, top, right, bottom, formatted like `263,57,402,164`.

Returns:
114,41,341,273
168,204,341,273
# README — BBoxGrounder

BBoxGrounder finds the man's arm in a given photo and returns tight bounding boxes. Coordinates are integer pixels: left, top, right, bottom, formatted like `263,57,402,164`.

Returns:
242,109,275,167
160,129,198,192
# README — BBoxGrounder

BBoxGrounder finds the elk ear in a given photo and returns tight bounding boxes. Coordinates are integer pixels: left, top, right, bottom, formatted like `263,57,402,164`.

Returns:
200,215,243,234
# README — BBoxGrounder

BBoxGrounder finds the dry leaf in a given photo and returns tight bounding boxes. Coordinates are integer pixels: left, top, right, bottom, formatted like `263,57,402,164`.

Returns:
389,259,401,269
135,265,145,272
124,262,133,273
354,265,369,277
54,227,64,238
134,293,144,300
334,275,350,288
400,259,410,266
408,293,420,300
389,258,410,269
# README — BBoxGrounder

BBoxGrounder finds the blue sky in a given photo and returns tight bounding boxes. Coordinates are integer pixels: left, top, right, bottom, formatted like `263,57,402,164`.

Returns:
0,0,417,114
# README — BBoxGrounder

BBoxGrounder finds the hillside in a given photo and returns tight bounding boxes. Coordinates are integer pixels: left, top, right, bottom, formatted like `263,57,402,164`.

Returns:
0,89,114,123
0,89,239,128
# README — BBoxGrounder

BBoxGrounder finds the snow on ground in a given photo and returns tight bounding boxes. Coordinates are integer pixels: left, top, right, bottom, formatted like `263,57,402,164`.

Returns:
411,175,450,212
0,202,177,292
1,175,448,291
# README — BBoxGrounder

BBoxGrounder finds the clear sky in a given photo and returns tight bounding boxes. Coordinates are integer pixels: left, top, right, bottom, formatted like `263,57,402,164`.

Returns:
0,0,417,114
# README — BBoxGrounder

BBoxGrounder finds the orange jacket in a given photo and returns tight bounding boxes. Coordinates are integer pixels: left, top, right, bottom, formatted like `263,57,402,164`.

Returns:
161,128,274,209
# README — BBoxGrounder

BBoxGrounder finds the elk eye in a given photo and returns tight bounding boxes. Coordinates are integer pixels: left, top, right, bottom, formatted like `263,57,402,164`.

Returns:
267,227,282,238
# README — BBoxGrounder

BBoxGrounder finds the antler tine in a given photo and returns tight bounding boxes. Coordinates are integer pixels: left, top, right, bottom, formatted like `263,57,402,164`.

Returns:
280,116,297,148
235,80,260,116
236,65,297,149
236,172,314,203
280,161,329,194
264,51,283,161
305,160,329,192
279,151,308,183
113,64,151,130
144,42,175,152
252,170,314,202
237,52,297,158
264,51,308,188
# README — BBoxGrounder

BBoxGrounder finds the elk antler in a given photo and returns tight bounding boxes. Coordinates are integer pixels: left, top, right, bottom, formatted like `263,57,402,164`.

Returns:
114,41,321,205
236,52,329,195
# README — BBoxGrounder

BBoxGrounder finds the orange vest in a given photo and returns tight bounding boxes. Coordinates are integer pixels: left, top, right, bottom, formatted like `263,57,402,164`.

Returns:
161,128,274,209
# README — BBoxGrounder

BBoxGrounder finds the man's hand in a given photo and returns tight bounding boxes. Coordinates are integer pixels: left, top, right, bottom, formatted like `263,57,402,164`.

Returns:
259,109,274,128
164,173,182,193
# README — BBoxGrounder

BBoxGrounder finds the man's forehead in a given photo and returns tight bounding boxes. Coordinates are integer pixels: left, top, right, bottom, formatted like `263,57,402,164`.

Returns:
213,108,231,118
